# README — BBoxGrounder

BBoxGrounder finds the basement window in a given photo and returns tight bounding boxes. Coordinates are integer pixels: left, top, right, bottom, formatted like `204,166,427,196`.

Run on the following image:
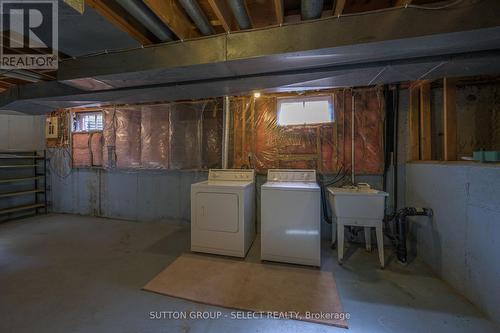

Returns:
73,111,103,132
277,96,333,126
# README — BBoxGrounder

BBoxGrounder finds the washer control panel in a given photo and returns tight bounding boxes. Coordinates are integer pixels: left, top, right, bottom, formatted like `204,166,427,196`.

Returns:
209,169,255,182
267,169,316,182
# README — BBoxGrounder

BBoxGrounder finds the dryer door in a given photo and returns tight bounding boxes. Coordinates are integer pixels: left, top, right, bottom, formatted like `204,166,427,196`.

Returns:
195,192,239,233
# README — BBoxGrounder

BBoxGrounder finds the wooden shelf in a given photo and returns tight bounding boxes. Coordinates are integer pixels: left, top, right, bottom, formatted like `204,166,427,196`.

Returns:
0,189,45,198
408,160,500,168
0,155,44,159
0,150,48,220
0,203,45,215
0,176,43,184
0,164,38,168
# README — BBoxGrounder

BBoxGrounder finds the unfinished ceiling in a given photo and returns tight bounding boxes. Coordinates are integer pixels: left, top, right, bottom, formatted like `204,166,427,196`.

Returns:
0,0,453,91
59,2,140,56
1,0,500,113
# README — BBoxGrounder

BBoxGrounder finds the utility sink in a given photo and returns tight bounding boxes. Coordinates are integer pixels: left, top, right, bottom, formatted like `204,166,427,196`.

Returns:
327,184,389,267
327,185,388,220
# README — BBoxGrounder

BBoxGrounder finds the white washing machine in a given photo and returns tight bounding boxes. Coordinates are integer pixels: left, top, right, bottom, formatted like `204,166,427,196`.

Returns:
191,169,255,257
261,169,321,267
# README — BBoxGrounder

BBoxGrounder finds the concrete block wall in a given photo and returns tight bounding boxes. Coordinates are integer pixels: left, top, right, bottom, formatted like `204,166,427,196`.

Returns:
398,85,500,325
50,164,208,223
406,163,500,324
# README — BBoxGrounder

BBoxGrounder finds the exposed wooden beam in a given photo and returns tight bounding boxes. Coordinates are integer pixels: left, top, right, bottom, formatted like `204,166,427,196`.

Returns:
86,0,155,45
245,0,274,28
395,0,413,7
344,0,398,13
0,80,14,89
0,76,30,85
409,85,420,161
419,82,432,160
37,70,57,80
443,77,458,161
333,0,346,16
274,0,284,25
208,0,239,32
143,0,200,40
410,79,433,88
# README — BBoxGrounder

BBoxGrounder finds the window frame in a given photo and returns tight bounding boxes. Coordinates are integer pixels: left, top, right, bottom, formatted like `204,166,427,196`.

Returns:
276,95,334,127
72,111,104,133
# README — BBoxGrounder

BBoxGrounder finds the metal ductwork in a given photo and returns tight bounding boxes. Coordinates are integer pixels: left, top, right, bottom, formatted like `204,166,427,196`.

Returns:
178,0,215,36
227,0,251,30
116,0,176,42
301,0,324,20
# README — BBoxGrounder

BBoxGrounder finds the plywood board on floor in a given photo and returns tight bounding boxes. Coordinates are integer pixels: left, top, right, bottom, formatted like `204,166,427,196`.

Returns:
143,253,348,328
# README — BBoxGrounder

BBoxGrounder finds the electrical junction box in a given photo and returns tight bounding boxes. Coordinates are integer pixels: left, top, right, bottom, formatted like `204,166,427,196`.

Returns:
45,117,59,139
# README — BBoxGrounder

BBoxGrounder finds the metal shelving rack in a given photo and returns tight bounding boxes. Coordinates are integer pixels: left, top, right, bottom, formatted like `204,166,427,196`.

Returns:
0,151,48,221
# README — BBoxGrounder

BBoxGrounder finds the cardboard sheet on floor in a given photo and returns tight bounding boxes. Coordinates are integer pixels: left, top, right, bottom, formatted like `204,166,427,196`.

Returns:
143,254,348,328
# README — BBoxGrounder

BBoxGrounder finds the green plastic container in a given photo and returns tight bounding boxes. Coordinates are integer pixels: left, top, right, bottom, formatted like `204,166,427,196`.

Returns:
473,150,500,162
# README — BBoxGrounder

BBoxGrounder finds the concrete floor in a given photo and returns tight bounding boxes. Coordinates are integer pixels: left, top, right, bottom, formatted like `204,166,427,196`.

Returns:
0,214,498,333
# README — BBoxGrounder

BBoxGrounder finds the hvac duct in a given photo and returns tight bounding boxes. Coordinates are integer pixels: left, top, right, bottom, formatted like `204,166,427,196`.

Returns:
301,0,324,20
178,0,215,36
116,0,176,42
227,0,252,30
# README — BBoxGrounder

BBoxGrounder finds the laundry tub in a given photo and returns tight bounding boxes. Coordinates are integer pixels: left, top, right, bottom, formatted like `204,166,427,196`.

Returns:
327,185,388,267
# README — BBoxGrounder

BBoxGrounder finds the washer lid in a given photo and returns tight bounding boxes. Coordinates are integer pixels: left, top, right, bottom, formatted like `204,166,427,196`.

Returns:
262,181,320,192
209,169,255,182
267,169,316,183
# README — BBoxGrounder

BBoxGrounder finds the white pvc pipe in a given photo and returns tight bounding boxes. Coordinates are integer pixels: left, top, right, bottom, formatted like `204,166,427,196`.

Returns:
222,96,230,169
351,93,355,185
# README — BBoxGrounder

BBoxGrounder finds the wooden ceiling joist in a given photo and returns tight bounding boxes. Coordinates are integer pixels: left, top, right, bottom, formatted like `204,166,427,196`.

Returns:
274,0,284,25
0,80,14,89
245,0,276,28
0,77,27,86
333,0,346,16
208,0,239,32
143,0,200,40
85,0,156,45
395,0,413,6
343,0,396,13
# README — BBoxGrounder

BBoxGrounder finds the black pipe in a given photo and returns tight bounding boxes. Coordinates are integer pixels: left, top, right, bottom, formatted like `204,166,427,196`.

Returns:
320,185,329,223
385,207,433,263
396,212,406,262
383,85,395,197
393,85,399,212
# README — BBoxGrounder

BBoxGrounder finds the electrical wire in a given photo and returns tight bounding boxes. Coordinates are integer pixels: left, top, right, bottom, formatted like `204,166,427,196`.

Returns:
318,167,349,224
46,147,73,179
